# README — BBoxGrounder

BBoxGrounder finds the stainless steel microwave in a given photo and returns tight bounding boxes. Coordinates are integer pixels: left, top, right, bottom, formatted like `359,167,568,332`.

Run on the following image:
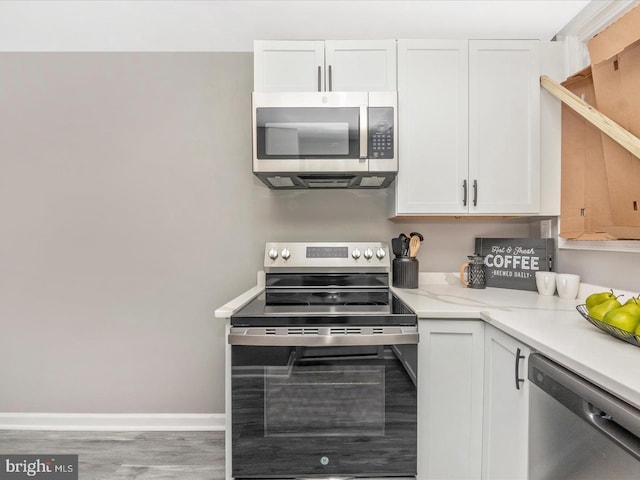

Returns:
252,91,397,189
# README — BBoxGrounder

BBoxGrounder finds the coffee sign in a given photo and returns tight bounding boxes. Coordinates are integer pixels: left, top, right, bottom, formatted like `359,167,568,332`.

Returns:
474,238,555,291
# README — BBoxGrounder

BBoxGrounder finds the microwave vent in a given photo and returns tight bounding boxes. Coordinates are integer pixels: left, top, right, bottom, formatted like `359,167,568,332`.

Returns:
307,180,352,188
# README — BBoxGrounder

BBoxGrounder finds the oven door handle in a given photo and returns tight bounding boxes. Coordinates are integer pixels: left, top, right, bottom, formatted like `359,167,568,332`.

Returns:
228,326,419,347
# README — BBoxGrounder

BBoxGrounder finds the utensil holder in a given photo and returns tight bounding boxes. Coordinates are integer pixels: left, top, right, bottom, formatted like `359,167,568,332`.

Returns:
393,257,419,289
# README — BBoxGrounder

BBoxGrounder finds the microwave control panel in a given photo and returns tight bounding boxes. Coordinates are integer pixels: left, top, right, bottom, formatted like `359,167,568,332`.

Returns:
368,107,394,159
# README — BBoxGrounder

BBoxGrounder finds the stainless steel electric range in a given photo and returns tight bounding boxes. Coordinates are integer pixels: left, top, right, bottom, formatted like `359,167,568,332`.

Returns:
229,242,418,479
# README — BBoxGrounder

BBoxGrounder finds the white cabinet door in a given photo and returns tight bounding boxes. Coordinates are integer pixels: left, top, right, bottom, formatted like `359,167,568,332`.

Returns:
391,39,541,217
418,319,484,480
254,40,325,92
482,325,531,480
395,39,469,214
325,40,397,91
254,40,397,92
469,40,540,214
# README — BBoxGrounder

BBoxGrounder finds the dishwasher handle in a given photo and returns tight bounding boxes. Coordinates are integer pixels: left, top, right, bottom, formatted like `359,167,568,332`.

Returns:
583,402,640,460
529,353,640,461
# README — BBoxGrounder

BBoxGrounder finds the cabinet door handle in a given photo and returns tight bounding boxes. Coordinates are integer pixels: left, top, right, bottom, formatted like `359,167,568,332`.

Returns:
317,66,322,92
463,179,468,207
328,65,333,91
515,347,525,390
473,179,478,207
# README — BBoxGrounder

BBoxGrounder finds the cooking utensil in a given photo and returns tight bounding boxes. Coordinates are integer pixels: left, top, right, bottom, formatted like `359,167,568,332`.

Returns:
398,233,410,256
391,237,404,257
409,235,421,257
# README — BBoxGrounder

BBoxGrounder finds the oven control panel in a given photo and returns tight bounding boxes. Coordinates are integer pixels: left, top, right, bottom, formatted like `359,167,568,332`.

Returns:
264,242,389,271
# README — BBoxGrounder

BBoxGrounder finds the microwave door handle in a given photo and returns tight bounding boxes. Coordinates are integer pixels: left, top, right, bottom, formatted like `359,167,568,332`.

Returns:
360,105,368,160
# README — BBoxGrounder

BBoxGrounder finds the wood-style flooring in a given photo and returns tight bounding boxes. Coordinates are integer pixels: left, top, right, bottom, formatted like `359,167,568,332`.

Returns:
0,430,225,479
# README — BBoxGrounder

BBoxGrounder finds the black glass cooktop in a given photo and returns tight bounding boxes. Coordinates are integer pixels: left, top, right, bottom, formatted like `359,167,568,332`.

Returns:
231,273,416,327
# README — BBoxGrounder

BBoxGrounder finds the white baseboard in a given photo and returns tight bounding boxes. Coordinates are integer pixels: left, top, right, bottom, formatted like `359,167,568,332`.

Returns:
0,413,225,431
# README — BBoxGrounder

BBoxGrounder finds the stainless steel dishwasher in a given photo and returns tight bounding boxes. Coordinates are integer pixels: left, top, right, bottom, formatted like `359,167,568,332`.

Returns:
528,354,640,479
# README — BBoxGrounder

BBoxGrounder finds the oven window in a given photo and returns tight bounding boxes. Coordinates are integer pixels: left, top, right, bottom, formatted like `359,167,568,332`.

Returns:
264,364,385,437
231,344,417,477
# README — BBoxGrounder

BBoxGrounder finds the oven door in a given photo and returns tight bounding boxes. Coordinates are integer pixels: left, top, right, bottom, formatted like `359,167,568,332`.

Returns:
229,326,418,478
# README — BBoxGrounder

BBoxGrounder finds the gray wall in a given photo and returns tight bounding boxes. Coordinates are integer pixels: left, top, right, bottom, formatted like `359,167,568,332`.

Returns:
556,249,640,293
3,52,632,415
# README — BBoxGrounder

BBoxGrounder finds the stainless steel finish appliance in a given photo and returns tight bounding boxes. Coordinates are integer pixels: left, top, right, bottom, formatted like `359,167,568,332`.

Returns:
229,242,418,479
528,354,640,479
252,92,397,189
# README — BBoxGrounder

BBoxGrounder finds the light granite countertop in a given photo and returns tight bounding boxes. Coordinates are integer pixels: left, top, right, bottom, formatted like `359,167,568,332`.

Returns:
392,272,640,410
215,271,640,410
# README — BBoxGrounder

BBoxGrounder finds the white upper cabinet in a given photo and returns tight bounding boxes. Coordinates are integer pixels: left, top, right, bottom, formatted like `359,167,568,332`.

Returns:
254,40,397,92
469,40,540,214
324,40,397,91
254,40,326,92
392,39,542,216
396,39,469,214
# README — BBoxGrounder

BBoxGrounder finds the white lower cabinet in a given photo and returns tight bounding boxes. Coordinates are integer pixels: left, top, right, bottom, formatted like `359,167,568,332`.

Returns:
482,325,531,479
418,319,484,479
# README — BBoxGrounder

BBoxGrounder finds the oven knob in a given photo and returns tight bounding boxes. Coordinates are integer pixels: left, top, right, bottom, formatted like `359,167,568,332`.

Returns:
281,248,291,260
351,248,361,260
364,248,373,260
376,247,386,260
268,248,278,260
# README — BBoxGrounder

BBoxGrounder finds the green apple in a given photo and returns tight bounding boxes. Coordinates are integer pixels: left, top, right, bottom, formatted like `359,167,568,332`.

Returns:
589,298,622,321
603,304,640,336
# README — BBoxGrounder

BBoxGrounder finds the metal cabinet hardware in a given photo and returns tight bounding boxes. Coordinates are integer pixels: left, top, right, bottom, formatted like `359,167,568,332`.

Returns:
463,179,468,206
328,65,333,91
473,179,478,207
515,347,525,390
